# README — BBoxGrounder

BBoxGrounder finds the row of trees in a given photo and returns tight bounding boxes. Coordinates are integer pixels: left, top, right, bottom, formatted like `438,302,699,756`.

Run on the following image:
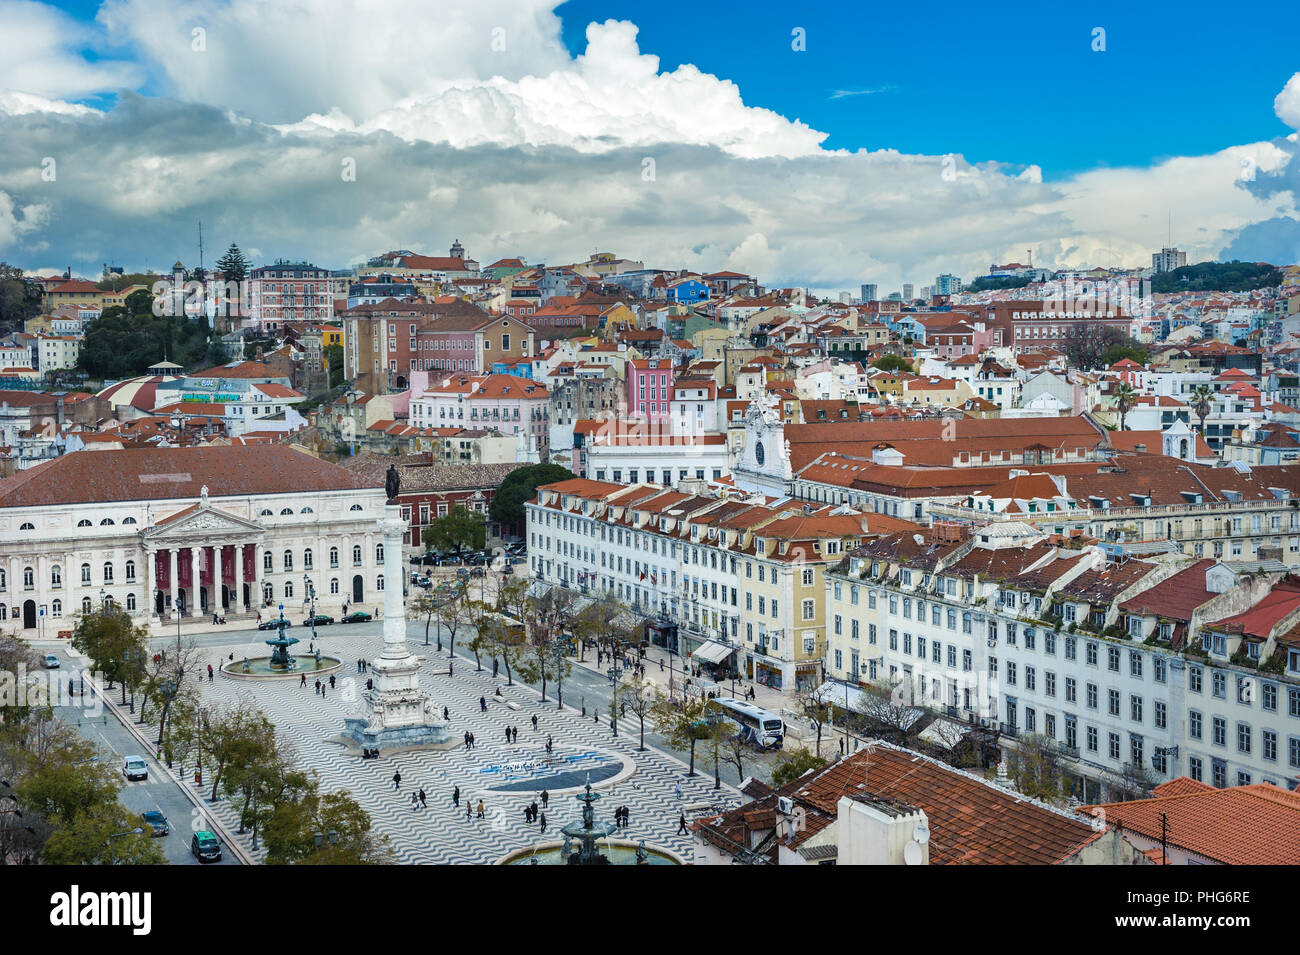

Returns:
65,607,390,864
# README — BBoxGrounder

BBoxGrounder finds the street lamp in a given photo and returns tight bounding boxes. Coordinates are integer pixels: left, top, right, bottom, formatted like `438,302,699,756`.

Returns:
304,575,317,643
108,827,144,865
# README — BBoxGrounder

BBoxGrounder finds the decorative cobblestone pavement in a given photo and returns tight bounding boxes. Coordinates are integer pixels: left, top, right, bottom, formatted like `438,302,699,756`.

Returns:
149,635,741,864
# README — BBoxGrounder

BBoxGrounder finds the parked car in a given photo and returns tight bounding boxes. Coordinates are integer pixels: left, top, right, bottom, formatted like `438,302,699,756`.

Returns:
455,567,470,579
257,618,287,631
191,830,222,863
42,653,60,669
340,611,372,624
141,810,169,837
302,614,334,627
469,567,485,578
123,756,148,781
501,565,514,576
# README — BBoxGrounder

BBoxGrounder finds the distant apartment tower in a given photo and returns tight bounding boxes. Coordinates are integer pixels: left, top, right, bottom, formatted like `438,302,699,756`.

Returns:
860,283,878,303
901,284,914,301
1152,248,1187,274
248,260,333,333
935,273,963,295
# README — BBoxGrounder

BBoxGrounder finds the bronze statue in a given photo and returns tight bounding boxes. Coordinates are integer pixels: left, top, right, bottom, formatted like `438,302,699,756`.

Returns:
385,464,401,501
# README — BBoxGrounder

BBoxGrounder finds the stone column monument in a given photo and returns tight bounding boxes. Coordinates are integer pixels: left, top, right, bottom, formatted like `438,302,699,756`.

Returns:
343,504,451,752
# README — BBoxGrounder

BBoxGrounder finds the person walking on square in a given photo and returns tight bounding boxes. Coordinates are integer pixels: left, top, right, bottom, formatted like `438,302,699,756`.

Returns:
677,813,688,835
329,674,336,689
300,673,306,687
546,735,553,755
476,800,484,819
419,788,427,809
464,731,471,751
675,780,683,801
315,679,321,695
541,789,549,809
539,812,547,834
393,770,402,791
207,663,213,681
531,714,538,732
466,802,473,821
523,804,531,825
443,706,449,721
480,696,487,713
453,785,460,807
410,791,420,811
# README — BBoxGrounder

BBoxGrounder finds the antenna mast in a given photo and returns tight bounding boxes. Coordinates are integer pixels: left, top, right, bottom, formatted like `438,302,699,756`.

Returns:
198,220,205,273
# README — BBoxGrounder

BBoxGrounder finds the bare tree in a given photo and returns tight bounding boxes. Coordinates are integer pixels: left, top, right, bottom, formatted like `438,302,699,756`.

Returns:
614,675,656,751
795,682,837,757
434,580,473,658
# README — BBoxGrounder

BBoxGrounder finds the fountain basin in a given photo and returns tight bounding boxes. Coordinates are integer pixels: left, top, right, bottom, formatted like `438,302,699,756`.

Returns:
497,840,685,865
221,656,344,680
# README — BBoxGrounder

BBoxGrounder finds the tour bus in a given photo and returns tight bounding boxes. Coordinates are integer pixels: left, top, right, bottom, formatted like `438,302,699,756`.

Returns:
708,697,785,750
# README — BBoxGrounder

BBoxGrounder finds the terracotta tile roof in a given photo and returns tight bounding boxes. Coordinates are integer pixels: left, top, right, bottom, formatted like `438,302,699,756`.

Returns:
1055,559,1157,604
1119,560,1216,619
1205,577,1300,639
0,445,375,507
1084,783,1300,865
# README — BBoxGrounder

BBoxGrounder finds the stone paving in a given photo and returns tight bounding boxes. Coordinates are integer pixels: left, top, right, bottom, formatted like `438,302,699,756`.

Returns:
150,633,741,864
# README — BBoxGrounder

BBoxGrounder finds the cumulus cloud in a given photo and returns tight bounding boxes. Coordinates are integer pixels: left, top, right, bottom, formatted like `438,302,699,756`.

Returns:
1275,73,1300,130
1,1,1298,285
0,0,140,101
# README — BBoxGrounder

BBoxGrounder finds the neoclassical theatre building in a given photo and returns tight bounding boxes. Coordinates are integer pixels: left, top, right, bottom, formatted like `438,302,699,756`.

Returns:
0,445,388,632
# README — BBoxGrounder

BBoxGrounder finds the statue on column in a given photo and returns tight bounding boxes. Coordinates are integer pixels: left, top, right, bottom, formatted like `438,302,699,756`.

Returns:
385,465,401,503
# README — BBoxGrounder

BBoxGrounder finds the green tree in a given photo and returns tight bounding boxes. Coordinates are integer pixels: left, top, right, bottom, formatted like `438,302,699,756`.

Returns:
70,606,149,698
0,263,44,333
261,773,394,865
1191,384,1214,434
170,700,277,802
215,243,250,284
870,354,912,374
771,747,828,787
325,343,345,389
1004,734,1067,802
1112,381,1138,431
41,802,167,865
650,693,711,776
421,505,486,556
489,463,575,530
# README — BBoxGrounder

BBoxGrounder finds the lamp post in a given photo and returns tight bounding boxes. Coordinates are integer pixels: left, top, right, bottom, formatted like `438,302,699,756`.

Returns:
304,575,317,644
108,827,144,865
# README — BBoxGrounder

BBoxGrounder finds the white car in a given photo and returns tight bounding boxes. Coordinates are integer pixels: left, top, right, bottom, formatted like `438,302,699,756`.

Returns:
123,756,148,781
42,653,60,669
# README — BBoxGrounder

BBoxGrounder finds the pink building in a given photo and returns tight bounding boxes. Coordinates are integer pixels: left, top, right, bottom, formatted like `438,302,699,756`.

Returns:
627,358,673,423
408,373,549,458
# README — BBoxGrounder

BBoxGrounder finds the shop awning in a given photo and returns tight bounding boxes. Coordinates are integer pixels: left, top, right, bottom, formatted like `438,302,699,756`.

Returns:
693,640,738,665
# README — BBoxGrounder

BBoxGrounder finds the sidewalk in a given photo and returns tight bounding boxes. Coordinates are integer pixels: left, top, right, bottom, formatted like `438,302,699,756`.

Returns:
567,641,794,717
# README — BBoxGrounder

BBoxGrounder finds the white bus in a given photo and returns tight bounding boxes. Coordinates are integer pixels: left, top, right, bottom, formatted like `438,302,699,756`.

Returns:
708,698,785,750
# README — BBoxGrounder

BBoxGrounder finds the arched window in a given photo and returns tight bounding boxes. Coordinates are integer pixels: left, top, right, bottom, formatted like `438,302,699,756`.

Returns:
19,522,34,531
350,504,363,511
284,581,294,599
100,518,115,526
51,599,62,617
103,562,114,583
280,507,293,516
125,560,136,581
300,506,314,514
77,519,92,527
352,545,362,566
123,517,137,525
377,575,384,591
283,550,293,572
375,543,384,563
22,567,33,589
263,551,273,572
126,593,136,611
329,547,339,568
81,563,91,585
329,578,339,595
82,597,92,614
260,509,273,516
50,565,61,587
303,548,313,570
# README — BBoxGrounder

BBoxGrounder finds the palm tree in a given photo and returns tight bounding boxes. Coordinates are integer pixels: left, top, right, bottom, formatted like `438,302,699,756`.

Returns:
1191,384,1214,434
1113,382,1137,431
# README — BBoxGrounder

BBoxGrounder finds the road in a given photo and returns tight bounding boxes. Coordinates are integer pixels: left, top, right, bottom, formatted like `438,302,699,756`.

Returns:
46,647,240,865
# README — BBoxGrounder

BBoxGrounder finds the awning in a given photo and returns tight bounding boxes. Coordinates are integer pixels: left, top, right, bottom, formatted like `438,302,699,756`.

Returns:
692,640,738,665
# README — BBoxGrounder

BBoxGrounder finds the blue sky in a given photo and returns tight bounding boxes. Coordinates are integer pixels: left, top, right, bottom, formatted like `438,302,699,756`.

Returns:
2,0,1298,283
557,0,1300,178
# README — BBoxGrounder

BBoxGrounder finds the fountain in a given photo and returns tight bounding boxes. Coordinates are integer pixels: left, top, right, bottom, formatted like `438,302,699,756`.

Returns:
496,781,684,865
220,606,343,680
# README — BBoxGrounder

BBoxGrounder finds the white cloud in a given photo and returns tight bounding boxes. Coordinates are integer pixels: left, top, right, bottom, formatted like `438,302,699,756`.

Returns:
1275,73,1300,129
0,0,140,101
0,190,49,248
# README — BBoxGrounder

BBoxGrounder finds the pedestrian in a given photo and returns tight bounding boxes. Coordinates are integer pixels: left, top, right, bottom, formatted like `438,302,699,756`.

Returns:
839,737,845,756
541,789,549,808
466,802,473,821
469,732,475,749
321,683,326,698
659,658,664,671
546,735,553,755
505,725,511,743
256,611,262,624
492,659,499,678
308,642,313,653
539,812,547,834
623,806,631,827
464,731,471,750
529,800,538,822
300,673,306,687
410,791,420,811
392,771,402,790
480,696,487,713
329,674,336,689
418,788,427,809
675,781,683,801
677,813,688,835
443,706,450,721
523,805,532,825
531,714,538,731
315,679,321,695
513,726,519,743
594,709,599,722
453,785,460,807
207,663,213,681
476,800,484,819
